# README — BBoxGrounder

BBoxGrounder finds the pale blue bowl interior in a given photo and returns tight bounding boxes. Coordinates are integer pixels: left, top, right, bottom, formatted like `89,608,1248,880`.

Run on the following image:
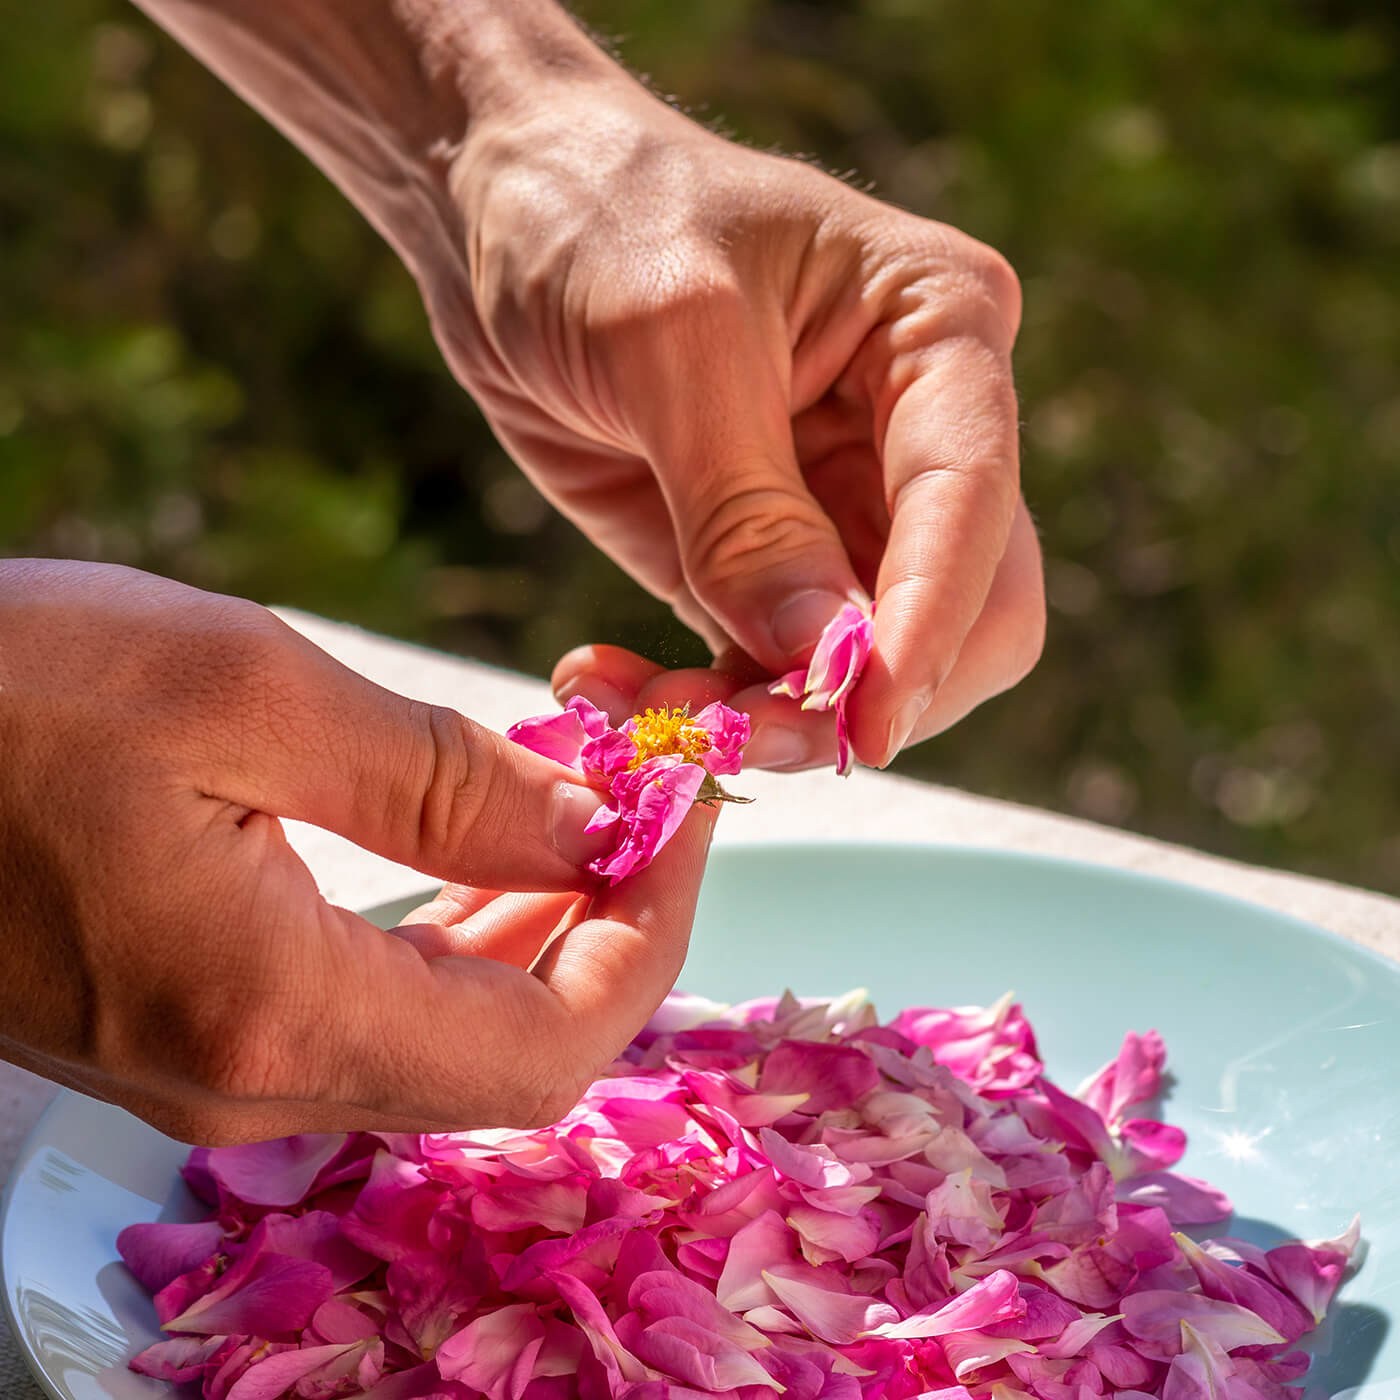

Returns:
679,844,1398,1392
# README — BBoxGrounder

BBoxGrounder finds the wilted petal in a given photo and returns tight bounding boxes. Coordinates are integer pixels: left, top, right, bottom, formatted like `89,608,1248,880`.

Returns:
639,992,734,1039
1161,1322,1242,1400
1087,1340,1157,1387
865,1269,1023,1339
1121,1290,1286,1352
1173,1232,1312,1344
163,1254,333,1338
129,1334,232,1382
717,1210,800,1310
1117,1117,1187,1175
940,1331,1038,1380
630,1267,769,1353
1116,1171,1232,1224
630,1314,773,1391
678,1166,784,1238
924,1167,1005,1252
1034,1311,1124,1359
890,996,1043,1097
387,1243,490,1358
979,1283,1082,1341
203,1135,348,1208
549,1271,650,1385
258,1210,377,1290
206,1339,293,1400
310,1297,381,1344
1263,1215,1360,1324
787,1204,882,1266
117,1219,226,1294
1038,1243,1136,1311
437,1303,547,1400
1076,1030,1167,1125
761,1262,899,1343
340,1152,444,1261
682,1067,810,1128
225,1340,376,1400
357,1361,468,1400
759,1127,869,1189
501,1217,634,1297
759,1041,881,1115
471,1174,589,1234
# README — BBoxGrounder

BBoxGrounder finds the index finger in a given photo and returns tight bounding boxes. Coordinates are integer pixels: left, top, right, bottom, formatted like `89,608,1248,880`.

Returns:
846,334,1023,766
295,804,717,1131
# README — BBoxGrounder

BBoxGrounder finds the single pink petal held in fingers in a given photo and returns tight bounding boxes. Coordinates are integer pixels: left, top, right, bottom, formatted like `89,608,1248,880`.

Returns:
767,600,873,774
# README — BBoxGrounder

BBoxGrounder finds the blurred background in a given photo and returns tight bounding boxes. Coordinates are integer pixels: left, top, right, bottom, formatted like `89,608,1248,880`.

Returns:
1,0,1396,893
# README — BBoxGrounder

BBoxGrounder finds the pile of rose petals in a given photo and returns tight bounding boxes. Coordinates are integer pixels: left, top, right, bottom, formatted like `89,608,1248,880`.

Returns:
119,991,1359,1400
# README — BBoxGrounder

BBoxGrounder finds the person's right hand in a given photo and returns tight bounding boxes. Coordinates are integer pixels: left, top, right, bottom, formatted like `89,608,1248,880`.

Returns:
0,560,715,1145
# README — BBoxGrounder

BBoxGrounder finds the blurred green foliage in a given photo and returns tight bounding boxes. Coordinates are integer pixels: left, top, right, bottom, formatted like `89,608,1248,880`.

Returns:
1,0,1396,892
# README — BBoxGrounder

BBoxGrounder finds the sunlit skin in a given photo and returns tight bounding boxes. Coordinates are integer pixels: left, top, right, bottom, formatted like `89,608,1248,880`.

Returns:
0,0,1043,1142
134,0,1044,773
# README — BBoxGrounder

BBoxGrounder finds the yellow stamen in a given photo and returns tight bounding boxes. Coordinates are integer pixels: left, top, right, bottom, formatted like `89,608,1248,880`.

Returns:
626,705,713,770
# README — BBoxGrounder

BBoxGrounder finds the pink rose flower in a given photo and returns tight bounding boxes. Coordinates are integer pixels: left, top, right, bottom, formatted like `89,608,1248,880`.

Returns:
508,697,751,882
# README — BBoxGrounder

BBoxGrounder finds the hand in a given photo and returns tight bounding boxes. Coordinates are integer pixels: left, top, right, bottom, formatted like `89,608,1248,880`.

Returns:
125,0,1041,771
435,69,1044,770
0,560,715,1143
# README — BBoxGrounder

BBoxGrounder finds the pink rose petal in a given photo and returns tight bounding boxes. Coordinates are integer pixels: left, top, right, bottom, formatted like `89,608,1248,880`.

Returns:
120,989,1356,1400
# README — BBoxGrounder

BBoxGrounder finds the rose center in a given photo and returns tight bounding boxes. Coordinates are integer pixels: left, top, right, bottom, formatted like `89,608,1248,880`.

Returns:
626,706,713,770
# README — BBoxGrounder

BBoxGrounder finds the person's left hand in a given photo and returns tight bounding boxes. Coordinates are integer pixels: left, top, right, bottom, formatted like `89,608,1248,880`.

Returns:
429,67,1044,771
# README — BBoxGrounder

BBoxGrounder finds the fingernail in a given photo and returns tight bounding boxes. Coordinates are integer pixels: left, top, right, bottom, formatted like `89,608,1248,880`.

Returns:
550,782,614,868
744,725,810,770
882,692,930,767
554,677,631,725
770,589,849,659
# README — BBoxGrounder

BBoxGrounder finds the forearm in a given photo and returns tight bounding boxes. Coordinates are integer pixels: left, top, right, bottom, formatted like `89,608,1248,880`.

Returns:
129,0,620,287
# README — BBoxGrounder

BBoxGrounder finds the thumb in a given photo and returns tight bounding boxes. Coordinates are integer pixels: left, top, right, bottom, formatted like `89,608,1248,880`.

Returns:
640,325,861,672
196,613,611,891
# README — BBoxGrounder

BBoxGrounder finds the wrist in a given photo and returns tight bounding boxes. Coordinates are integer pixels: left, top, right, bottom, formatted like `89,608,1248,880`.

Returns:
425,0,629,134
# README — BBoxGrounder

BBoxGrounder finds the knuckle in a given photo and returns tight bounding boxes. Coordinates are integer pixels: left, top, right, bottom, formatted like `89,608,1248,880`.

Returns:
682,484,828,592
414,704,492,862
972,247,1022,333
